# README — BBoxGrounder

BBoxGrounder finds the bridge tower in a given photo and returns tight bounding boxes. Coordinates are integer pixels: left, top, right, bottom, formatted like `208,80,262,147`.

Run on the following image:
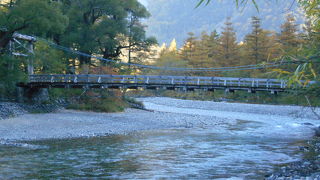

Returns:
11,33,49,103
10,33,37,75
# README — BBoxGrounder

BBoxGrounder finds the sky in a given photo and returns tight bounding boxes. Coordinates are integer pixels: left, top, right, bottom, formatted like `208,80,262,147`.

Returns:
136,0,306,47
138,0,148,6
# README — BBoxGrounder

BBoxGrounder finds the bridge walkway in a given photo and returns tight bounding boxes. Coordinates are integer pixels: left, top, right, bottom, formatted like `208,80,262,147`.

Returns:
20,74,292,94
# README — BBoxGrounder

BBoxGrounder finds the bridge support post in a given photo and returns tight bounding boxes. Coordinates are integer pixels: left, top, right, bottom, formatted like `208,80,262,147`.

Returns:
271,90,278,95
16,87,24,103
225,88,235,93
248,89,256,94
27,42,34,75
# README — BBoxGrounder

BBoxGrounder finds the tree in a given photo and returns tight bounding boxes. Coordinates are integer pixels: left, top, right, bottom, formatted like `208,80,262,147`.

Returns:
217,18,239,67
60,0,155,69
188,31,219,76
0,0,68,98
126,1,157,66
150,49,188,76
189,32,209,69
207,30,220,62
180,32,197,62
0,0,68,53
278,14,301,56
244,17,267,64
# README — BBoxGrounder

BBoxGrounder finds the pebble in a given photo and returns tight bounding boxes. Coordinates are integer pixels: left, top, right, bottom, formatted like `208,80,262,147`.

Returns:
266,138,320,180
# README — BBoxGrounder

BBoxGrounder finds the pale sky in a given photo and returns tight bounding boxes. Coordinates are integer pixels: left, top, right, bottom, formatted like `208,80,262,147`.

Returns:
138,0,148,6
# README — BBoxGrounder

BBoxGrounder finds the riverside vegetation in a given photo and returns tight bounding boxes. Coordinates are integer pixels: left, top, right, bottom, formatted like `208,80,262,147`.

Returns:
0,0,155,112
0,0,319,111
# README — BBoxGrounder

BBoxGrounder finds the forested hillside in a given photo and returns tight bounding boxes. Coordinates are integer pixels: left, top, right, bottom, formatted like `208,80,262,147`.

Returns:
143,0,307,47
149,14,307,77
141,0,320,106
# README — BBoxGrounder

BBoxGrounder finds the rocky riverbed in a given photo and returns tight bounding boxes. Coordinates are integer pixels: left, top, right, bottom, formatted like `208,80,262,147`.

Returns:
266,137,320,179
1,97,320,179
0,101,67,121
140,98,320,179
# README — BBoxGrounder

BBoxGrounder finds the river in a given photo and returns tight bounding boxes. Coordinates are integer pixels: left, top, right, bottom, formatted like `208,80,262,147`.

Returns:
0,97,319,179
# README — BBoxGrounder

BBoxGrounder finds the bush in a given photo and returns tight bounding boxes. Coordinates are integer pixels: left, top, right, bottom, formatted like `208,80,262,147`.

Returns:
66,90,127,113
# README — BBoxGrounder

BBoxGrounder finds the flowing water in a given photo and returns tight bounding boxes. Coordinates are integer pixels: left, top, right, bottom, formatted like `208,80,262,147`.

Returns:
0,99,318,179
0,126,306,179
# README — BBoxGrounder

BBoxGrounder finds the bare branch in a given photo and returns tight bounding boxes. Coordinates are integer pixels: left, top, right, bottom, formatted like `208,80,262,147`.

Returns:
305,95,320,120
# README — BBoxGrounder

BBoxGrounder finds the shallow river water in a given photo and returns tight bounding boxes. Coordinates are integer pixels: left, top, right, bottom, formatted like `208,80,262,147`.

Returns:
0,98,319,179
0,128,303,179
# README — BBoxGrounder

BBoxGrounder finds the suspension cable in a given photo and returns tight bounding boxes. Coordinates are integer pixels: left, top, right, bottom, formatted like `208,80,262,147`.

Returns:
38,37,295,72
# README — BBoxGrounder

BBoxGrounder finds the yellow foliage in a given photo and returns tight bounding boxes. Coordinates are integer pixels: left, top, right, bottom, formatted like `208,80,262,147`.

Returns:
272,69,291,75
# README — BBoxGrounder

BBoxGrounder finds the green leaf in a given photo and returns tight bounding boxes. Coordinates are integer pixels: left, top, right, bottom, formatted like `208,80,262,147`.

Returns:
196,0,211,8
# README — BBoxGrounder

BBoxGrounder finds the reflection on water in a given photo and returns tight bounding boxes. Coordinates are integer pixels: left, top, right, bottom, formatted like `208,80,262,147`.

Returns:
0,126,303,179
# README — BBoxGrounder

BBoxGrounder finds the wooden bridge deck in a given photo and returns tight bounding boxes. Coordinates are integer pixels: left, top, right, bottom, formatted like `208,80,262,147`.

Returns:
19,74,295,94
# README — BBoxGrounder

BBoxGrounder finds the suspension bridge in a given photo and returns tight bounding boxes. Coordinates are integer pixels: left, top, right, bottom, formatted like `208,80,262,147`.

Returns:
10,33,311,96
22,74,288,94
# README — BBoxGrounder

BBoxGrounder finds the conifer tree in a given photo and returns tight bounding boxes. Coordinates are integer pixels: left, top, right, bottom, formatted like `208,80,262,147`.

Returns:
244,16,271,65
217,17,239,67
191,32,210,68
180,32,197,62
207,30,220,61
278,14,301,56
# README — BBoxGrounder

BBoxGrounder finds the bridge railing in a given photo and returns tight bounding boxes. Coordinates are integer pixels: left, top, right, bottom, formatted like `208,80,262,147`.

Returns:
29,74,289,89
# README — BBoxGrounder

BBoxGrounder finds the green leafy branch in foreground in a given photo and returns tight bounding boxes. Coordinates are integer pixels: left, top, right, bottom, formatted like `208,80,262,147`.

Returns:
196,0,259,10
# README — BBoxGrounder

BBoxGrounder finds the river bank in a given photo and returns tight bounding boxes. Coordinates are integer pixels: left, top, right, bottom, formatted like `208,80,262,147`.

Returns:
0,97,320,179
0,101,65,120
1,97,319,141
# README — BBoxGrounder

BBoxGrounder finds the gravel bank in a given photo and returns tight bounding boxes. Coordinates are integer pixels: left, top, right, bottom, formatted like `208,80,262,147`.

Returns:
1,97,320,178
0,97,319,141
0,108,233,141
138,97,320,120
0,102,27,120
0,102,65,121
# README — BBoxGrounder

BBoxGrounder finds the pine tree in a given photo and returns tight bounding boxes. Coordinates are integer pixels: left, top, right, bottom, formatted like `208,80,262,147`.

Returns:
278,14,301,56
244,16,272,65
217,17,239,67
180,32,197,63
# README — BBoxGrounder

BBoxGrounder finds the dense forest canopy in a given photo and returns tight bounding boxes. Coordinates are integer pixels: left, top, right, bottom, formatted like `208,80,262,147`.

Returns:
0,0,156,99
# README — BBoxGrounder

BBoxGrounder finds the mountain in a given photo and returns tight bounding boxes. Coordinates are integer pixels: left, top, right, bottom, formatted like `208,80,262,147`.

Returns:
141,0,307,47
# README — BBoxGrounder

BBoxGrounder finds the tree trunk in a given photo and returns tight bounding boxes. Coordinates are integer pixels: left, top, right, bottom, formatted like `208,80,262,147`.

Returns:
0,31,13,53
